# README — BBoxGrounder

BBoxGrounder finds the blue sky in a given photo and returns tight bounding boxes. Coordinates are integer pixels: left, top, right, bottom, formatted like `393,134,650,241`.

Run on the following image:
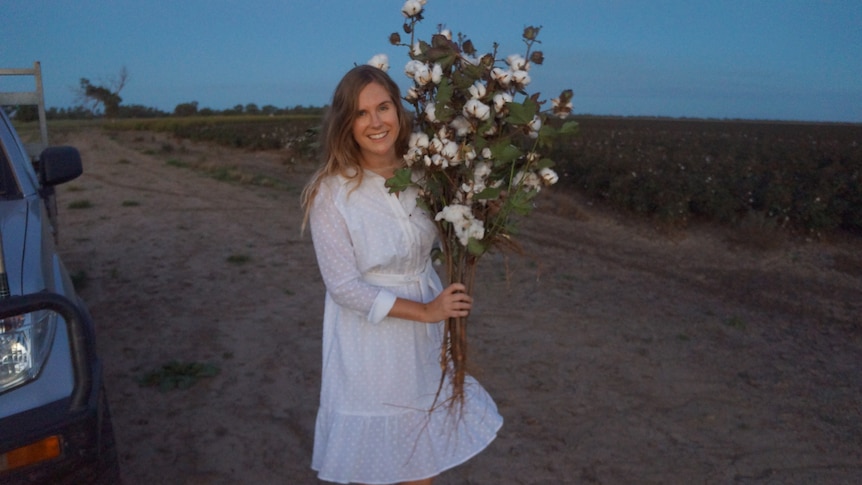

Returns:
3,0,861,122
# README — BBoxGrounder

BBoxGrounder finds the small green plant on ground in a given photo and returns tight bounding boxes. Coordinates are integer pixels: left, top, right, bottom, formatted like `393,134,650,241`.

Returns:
68,199,93,209
724,315,747,330
137,361,220,392
226,253,251,264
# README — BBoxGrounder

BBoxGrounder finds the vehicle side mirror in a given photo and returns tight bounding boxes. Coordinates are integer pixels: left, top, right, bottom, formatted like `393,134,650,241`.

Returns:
39,146,83,186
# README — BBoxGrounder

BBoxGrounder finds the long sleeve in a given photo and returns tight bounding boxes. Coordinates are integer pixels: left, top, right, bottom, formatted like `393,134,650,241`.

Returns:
309,179,397,323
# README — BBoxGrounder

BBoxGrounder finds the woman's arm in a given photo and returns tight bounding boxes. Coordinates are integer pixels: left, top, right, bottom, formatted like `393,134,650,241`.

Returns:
310,181,389,317
388,283,472,323
311,178,471,325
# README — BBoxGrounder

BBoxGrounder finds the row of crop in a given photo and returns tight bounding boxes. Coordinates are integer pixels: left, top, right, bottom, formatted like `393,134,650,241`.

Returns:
104,115,862,235
107,115,320,151
552,118,862,235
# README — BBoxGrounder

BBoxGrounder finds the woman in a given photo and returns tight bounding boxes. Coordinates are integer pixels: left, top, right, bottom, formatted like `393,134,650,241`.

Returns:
301,65,502,484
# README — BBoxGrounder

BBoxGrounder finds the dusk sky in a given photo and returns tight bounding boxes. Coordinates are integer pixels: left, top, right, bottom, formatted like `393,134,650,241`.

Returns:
3,0,861,122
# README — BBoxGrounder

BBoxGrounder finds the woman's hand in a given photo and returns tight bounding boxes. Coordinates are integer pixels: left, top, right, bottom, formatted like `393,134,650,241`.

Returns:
425,283,473,322
388,283,473,323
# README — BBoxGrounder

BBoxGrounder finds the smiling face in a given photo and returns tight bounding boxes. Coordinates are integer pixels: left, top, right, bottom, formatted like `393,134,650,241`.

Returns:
352,82,401,170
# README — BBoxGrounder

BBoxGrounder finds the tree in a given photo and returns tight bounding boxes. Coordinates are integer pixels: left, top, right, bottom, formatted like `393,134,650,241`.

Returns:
78,66,128,118
244,103,260,115
173,101,199,117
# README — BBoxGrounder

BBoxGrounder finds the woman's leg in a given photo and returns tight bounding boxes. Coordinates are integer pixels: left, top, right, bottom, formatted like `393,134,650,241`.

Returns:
400,477,434,485
357,478,434,485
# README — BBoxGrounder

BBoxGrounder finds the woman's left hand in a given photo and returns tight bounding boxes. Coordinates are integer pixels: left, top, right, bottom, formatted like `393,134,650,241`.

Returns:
388,283,473,323
423,283,472,322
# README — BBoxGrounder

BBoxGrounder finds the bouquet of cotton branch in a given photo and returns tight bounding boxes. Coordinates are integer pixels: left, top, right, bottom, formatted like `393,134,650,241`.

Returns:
373,0,578,410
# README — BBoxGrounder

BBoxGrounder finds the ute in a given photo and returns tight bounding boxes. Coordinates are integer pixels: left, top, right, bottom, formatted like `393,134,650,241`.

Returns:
0,64,119,483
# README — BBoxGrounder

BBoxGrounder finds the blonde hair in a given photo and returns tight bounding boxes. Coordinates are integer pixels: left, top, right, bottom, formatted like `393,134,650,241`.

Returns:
300,65,412,231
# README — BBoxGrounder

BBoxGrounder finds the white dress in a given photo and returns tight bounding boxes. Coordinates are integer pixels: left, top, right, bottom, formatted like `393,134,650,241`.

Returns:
309,171,503,484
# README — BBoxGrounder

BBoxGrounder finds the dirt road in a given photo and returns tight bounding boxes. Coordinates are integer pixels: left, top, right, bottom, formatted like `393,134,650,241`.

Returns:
54,127,862,484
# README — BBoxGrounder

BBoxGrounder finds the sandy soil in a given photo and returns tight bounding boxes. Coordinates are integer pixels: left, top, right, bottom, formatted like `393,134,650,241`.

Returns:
52,127,862,484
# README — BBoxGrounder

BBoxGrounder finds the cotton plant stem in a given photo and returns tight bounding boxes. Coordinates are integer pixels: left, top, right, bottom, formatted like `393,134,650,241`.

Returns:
432,231,479,414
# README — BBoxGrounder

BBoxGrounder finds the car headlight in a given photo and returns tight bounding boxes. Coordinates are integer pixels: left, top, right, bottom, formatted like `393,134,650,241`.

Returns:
0,310,56,393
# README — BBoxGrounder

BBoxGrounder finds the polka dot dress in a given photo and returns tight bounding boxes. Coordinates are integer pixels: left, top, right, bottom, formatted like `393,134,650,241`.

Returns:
309,171,502,484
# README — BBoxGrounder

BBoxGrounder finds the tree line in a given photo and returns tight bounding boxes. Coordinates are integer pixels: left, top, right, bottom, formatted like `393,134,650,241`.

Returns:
8,101,324,121
3,66,324,121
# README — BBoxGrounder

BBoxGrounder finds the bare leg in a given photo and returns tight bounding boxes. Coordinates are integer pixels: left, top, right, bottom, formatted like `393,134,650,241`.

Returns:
357,475,435,485
400,478,434,485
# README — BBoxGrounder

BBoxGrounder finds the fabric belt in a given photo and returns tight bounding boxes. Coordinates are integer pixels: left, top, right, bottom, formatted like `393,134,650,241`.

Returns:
363,261,444,331
363,271,423,287
363,260,440,290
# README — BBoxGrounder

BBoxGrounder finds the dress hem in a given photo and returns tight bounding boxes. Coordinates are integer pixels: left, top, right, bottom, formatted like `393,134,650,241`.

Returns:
312,418,502,484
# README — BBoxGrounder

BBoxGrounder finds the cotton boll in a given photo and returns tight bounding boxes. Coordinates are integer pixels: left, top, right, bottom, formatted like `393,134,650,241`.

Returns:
527,115,542,138
468,81,487,99
491,68,512,87
414,64,433,85
463,99,491,121
506,54,527,71
431,63,444,84
424,103,437,122
512,70,531,88
450,116,473,137
367,54,389,72
539,167,559,185
402,0,423,17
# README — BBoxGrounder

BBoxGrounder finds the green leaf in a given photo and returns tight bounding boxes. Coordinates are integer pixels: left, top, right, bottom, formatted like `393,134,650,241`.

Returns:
424,173,445,200
461,62,486,82
476,119,496,138
417,198,432,213
431,33,455,49
451,70,475,90
436,78,453,106
467,237,487,257
474,186,502,200
560,120,579,135
427,36,458,69
536,124,558,149
490,139,521,165
508,188,538,216
412,40,431,62
385,168,413,193
474,135,488,152
536,158,555,170
537,119,579,149
435,103,455,123
505,98,539,125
